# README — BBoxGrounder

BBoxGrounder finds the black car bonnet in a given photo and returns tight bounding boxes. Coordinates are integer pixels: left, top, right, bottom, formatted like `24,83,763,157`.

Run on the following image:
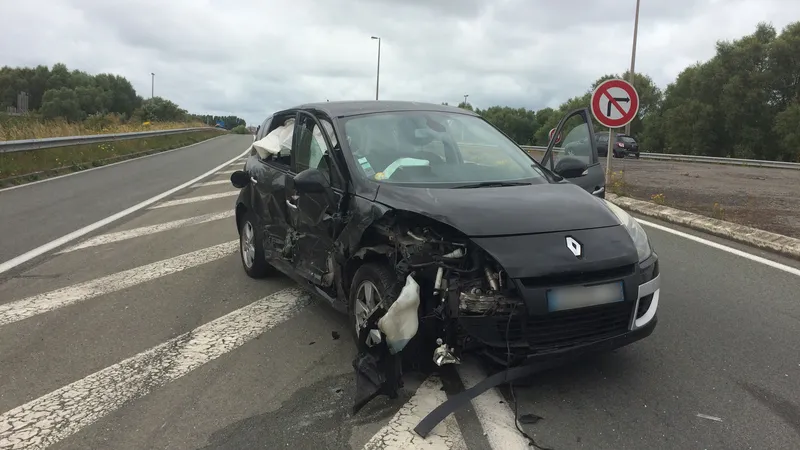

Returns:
374,182,620,236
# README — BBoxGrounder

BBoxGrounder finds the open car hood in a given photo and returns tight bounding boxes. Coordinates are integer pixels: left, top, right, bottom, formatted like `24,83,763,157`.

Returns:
374,182,619,236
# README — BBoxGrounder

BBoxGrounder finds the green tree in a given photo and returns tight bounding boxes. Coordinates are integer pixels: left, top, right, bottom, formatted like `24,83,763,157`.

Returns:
40,87,83,121
773,102,800,162
136,97,187,122
478,106,540,145
457,101,474,111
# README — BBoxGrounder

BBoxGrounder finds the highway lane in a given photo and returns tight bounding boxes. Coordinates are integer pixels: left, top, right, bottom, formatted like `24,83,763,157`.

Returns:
0,166,483,450
0,155,799,449
510,215,800,449
0,134,252,268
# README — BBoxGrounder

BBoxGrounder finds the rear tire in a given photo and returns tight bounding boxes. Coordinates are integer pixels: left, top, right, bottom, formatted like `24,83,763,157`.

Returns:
239,211,270,278
348,262,401,342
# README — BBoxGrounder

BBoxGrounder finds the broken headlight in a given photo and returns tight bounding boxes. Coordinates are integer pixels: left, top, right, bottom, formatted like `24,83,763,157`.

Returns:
604,201,653,263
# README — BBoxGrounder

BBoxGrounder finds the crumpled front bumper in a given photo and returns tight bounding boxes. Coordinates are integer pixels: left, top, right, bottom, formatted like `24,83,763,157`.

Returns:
459,256,660,366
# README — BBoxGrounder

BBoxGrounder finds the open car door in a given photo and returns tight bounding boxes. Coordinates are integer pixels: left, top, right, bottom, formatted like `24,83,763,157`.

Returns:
540,108,605,198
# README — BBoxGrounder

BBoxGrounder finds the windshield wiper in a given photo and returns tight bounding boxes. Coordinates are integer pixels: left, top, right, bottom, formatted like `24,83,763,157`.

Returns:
451,181,531,189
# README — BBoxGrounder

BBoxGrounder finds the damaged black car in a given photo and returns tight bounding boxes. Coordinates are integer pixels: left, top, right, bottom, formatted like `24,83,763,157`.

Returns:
230,100,660,418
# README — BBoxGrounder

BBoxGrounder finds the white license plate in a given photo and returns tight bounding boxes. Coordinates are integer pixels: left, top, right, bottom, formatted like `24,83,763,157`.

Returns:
547,281,624,312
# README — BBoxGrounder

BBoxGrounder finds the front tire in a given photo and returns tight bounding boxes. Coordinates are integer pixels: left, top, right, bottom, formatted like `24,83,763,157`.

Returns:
348,262,401,342
239,211,270,278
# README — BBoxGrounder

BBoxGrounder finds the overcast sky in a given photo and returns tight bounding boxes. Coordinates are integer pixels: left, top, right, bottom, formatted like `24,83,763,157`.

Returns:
2,0,799,125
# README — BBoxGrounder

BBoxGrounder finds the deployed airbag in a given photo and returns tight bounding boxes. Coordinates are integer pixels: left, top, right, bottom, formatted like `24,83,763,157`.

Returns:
378,275,421,353
252,118,295,159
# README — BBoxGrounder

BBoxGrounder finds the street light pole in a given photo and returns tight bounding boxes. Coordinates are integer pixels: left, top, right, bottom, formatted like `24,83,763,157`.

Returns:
151,73,155,99
463,94,469,105
371,36,381,100
625,0,640,137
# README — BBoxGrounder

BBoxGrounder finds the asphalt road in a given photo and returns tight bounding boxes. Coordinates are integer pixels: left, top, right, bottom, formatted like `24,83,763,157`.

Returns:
1,139,799,449
0,134,252,265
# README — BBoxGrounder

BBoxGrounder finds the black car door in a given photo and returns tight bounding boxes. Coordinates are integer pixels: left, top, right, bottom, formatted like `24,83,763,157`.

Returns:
249,113,295,262
285,111,346,288
540,108,606,198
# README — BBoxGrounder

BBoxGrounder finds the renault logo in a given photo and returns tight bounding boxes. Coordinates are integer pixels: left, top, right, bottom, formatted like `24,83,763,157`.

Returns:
566,236,582,258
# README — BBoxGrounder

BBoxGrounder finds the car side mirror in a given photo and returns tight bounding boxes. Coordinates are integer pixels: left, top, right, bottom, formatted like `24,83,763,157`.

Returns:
554,157,588,179
230,170,250,189
294,168,330,193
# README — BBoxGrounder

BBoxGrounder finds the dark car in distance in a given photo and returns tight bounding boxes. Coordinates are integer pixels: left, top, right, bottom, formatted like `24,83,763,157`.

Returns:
230,100,660,383
596,132,640,158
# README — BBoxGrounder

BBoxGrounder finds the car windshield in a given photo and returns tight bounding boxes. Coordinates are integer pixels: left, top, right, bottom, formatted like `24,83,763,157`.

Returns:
341,111,547,186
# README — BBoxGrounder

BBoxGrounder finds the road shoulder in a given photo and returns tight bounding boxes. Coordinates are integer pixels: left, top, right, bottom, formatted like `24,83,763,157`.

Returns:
607,193,800,260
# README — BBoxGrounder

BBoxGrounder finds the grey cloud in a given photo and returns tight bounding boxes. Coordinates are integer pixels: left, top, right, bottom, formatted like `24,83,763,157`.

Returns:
2,0,799,126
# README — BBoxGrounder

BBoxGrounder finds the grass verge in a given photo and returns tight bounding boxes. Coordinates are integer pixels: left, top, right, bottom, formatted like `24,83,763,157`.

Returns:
0,113,207,141
0,129,227,188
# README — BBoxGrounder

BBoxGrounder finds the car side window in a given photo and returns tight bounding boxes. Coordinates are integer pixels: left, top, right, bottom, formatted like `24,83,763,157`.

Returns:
255,115,294,168
294,115,331,180
256,117,271,141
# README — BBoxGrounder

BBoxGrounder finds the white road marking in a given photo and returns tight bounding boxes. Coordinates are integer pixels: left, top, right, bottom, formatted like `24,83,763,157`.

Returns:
0,288,311,450
456,362,530,449
0,241,237,327
0,147,249,275
193,179,232,187
217,169,236,174
57,211,235,254
0,134,228,194
148,191,238,209
638,219,800,277
363,375,467,450
696,413,723,422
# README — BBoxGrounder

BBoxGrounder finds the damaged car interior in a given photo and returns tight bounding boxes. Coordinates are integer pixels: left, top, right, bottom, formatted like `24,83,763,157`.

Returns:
230,100,661,441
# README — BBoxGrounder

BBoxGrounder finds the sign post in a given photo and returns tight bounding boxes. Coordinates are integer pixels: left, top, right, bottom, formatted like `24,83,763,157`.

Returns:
590,79,639,184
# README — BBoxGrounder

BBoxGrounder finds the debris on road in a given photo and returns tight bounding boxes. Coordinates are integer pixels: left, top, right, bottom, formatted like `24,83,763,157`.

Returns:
696,413,723,422
519,413,544,425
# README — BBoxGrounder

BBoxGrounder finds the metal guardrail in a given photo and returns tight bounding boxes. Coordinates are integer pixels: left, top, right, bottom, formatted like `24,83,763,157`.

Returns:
0,127,217,153
636,152,800,169
519,145,800,170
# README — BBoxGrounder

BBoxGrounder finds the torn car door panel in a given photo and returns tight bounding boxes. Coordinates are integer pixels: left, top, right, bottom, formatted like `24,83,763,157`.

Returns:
287,112,347,289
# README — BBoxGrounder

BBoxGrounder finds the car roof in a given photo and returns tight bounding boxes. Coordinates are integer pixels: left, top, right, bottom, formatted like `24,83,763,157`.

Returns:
283,100,480,118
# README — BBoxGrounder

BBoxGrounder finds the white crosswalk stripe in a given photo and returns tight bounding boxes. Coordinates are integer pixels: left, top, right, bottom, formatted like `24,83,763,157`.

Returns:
148,191,238,209
0,288,310,450
57,211,235,253
193,180,232,187
364,375,467,450
457,362,530,449
0,241,237,327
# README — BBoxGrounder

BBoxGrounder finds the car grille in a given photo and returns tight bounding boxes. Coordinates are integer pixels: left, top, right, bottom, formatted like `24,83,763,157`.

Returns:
496,301,634,353
518,264,636,289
